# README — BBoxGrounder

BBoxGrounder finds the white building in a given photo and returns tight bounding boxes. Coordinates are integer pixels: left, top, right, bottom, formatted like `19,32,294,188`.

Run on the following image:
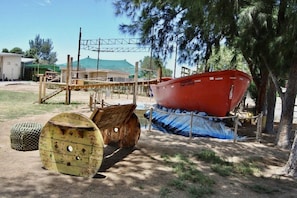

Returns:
0,53,22,80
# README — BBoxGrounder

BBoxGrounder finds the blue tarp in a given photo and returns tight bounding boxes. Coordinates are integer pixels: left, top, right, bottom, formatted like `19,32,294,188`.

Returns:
144,105,241,140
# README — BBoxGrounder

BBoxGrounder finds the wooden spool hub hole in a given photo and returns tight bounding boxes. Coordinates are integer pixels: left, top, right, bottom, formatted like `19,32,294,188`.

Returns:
67,145,81,161
67,145,73,152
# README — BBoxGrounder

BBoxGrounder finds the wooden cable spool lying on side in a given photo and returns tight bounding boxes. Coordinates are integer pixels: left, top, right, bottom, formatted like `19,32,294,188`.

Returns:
39,104,140,177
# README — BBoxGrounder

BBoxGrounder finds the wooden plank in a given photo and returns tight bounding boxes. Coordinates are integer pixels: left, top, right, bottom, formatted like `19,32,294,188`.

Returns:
48,120,95,130
90,104,136,130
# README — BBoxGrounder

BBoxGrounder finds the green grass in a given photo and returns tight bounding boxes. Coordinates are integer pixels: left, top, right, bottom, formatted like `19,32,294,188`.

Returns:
194,149,258,177
161,150,280,196
0,90,78,122
160,153,215,198
194,149,229,165
210,164,234,177
159,187,172,198
247,184,280,194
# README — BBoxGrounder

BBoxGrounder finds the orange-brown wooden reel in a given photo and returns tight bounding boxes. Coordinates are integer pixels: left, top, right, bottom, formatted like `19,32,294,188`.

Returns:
101,113,141,148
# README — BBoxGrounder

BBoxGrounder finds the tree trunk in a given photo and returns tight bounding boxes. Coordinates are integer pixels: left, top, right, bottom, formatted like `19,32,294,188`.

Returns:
264,78,276,134
276,63,297,149
255,70,269,114
284,132,297,177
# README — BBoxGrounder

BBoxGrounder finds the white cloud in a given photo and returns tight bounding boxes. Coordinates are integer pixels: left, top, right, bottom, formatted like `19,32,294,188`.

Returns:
37,0,52,6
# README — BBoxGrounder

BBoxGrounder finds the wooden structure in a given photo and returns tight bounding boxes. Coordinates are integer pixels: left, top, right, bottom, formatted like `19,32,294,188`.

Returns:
38,78,157,104
39,104,140,177
38,56,156,104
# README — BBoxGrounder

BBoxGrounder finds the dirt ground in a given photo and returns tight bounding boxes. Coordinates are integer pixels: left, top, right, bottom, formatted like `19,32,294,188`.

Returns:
0,82,297,198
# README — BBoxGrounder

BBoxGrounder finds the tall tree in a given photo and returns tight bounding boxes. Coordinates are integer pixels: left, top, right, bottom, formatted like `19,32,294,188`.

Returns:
205,46,249,73
114,0,297,175
26,34,57,64
140,56,172,79
114,0,267,114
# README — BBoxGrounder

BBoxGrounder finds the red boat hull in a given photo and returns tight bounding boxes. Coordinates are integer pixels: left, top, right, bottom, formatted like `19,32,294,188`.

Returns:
150,70,251,117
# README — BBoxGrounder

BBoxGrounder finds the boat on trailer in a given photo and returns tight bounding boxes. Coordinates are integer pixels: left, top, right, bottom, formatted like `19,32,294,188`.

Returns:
150,70,251,117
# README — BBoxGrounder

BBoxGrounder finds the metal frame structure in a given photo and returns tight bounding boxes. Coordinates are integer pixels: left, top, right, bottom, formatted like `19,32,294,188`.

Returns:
80,38,150,53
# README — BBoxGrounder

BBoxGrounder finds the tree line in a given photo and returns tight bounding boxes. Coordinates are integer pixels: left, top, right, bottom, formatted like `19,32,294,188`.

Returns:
2,34,57,65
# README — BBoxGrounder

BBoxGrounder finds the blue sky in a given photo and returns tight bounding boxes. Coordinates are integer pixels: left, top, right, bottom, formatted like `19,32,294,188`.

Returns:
0,0,153,65
1,0,181,75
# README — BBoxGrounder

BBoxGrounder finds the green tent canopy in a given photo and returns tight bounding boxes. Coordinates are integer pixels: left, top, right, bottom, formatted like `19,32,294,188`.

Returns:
59,57,135,76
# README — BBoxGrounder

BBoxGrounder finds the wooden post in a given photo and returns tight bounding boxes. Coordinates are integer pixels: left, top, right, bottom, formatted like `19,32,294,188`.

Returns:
89,93,93,111
101,99,104,108
157,66,162,82
148,107,153,132
38,75,43,104
133,62,139,105
42,76,46,98
101,88,104,101
189,112,193,139
70,57,73,84
256,112,263,142
65,55,71,105
233,116,239,143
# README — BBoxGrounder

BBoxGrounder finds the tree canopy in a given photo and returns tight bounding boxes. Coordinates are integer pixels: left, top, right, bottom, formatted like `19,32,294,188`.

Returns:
114,0,241,69
140,56,172,79
25,34,57,64
113,0,297,175
10,47,24,54
2,48,9,53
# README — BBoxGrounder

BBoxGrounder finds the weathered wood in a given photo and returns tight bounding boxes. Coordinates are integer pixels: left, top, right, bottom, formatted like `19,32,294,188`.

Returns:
101,113,141,148
133,62,138,104
39,103,141,177
40,88,64,103
39,112,104,177
48,120,95,130
90,104,136,130
90,104,141,148
65,55,71,105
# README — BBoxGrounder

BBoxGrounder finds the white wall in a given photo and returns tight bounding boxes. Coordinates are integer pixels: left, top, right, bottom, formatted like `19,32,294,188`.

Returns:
0,54,22,80
0,56,3,80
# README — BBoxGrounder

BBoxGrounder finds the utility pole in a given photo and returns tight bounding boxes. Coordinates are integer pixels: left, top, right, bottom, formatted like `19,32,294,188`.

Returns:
77,27,82,82
96,38,100,80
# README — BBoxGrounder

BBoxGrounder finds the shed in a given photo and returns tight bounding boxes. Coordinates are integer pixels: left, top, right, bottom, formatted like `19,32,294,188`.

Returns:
0,53,22,80
23,64,60,81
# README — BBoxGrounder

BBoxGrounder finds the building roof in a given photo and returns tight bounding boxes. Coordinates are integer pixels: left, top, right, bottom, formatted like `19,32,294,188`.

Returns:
21,57,35,63
59,57,135,76
0,53,22,57
25,64,61,73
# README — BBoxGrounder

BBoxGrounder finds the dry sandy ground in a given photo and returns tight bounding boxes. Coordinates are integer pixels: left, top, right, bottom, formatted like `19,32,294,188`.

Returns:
0,82,297,198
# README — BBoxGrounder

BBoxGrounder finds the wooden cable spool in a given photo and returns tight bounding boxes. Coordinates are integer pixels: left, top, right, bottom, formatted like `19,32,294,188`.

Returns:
39,104,141,177
39,112,104,177
101,113,141,148
91,104,141,148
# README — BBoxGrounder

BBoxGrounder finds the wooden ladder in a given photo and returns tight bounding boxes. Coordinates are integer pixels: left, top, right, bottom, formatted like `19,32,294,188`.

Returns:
40,87,65,103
